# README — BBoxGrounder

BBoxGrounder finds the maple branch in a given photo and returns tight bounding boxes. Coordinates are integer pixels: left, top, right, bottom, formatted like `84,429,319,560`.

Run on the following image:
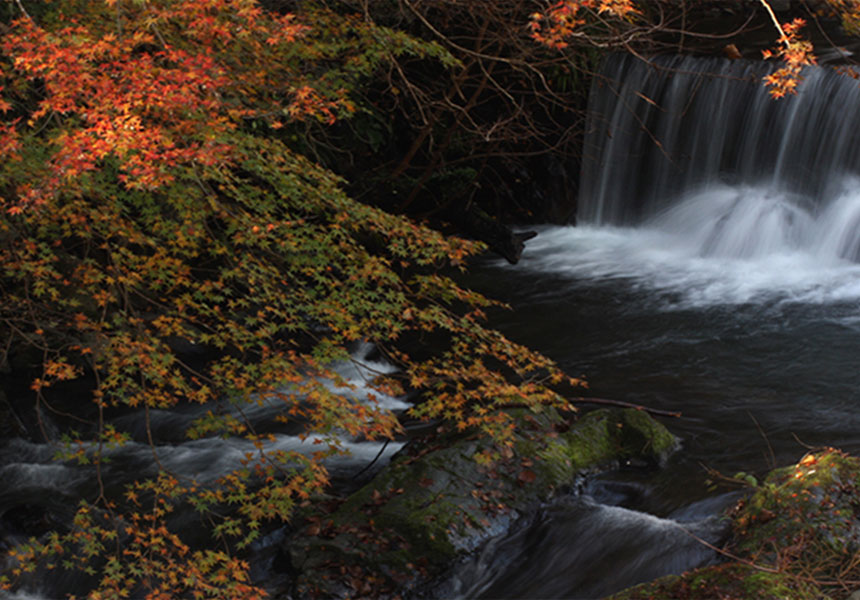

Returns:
95,385,107,506
496,397,680,418
759,0,790,49
115,0,123,38
402,0,528,68
144,404,165,472
350,438,391,480
678,524,781,574
13,0,33,22
659,13,757,40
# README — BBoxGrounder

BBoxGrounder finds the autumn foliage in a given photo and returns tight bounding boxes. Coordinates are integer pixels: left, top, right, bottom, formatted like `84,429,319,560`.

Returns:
6,0,860,597
527,0,860,99
760,17,816,98
0,1,578,597
529,0,639,50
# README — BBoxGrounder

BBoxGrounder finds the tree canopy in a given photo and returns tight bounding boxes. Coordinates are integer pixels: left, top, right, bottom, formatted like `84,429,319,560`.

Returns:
0,1,579,597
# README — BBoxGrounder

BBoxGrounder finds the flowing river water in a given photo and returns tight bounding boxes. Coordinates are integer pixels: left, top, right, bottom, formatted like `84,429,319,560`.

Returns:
6,53,860,598
441,54,860,597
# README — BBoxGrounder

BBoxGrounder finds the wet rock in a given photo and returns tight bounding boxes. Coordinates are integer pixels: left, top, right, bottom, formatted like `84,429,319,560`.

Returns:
281,407,678,599
456,203,537,264
0,504,62,540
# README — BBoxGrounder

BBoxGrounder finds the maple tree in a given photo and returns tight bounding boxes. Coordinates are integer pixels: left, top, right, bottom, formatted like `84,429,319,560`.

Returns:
529,0,640,49
0,1,579,597
757,0,816,98
4,0,860,597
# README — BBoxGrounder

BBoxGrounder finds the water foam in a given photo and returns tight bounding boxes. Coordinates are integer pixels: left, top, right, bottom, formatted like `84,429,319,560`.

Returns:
514,181,860,309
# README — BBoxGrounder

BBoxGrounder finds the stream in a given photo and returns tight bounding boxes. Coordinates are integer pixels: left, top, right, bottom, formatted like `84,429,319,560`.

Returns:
6,53,860,598
0,344,408,599
441,53,860,598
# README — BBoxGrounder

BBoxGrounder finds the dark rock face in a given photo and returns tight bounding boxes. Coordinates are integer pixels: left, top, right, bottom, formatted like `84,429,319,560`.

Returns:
280,407,678,599
0,389,28,439
0,504,62,541
457,203,538,264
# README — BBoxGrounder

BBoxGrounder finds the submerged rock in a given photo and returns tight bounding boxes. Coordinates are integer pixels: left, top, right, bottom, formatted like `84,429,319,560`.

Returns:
280,407,677,599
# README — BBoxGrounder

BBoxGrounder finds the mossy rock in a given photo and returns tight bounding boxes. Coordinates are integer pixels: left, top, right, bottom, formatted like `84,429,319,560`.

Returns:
541,406,678,477
612,449,860,600
608,563,827,600
285,407,678,598
728,448,860,595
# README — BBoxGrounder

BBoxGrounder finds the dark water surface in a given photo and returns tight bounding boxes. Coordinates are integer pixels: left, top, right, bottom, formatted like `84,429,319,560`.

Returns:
442,222,860,598
469,230,860,475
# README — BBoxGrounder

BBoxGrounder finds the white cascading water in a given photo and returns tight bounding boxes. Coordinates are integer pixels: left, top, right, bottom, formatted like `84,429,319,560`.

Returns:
518,53,860,308
580,53,860,226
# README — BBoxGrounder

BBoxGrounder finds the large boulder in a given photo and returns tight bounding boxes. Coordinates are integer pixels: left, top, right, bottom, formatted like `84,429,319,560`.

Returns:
281,407,678,598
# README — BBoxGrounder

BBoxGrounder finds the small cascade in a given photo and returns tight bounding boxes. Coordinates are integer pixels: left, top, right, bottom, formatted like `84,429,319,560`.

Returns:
438,486,733,600
814,177,860,261
650,185,815,259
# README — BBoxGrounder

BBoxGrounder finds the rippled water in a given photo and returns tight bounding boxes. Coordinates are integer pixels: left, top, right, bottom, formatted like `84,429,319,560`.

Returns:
472,217,860,469
448,211,860,597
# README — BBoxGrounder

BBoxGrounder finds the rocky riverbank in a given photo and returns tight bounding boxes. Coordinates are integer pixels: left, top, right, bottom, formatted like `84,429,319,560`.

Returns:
277,401,860,600
278,407,678,599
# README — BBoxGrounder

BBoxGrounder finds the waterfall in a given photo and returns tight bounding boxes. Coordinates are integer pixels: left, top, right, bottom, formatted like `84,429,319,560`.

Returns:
579,53,860,263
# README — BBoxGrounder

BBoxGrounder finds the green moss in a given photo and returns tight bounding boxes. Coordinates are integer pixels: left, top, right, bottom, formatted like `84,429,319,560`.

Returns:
741,570,826,599
534,437,577,483
732,449,860,564
543,408,677,478
611,449,860,600
617,407,679,458
374,505,459,564
609,564,827,600
327,455,465,565
560,409,619,469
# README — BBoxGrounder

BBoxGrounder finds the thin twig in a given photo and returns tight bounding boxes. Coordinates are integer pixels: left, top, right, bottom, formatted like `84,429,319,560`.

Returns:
759,0,790,49
350,438,390,480
677,523,781,574
13,0,33,22
573,396,681,418
747,410,776,468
